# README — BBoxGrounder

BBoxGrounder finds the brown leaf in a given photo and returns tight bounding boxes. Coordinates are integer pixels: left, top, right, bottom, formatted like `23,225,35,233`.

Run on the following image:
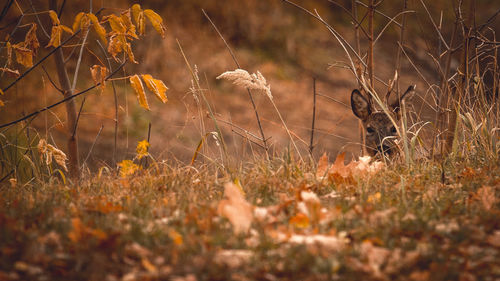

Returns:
144,9,166,38
24,24,40,55
130,74,149,110
12,44,33,68
0,67,20,77
328,152,352,183
141,74,168,103
217,182,254,234
107,35,123,59
6,42,12,67
90,65,108,91
316,152,329,179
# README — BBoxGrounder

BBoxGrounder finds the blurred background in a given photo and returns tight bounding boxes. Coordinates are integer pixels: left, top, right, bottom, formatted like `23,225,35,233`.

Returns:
1,0,499,169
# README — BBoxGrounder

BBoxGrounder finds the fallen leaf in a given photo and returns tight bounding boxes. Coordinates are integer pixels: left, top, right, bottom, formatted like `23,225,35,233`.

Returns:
477,186,496,210
214,250,252,268
316,152,329,179
217,182,254,234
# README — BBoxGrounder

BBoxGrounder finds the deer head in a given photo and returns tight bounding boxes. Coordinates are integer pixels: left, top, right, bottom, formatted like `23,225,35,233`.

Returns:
351,86,414,156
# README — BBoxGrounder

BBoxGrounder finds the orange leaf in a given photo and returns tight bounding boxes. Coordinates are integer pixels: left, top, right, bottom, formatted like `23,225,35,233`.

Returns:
130,74,149,110
141,74,168,103
60,25,73,35
289,213,310,228
68,218,85,243
328,152,351,179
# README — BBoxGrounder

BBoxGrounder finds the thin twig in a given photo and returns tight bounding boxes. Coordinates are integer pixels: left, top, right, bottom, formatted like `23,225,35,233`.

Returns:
82,124,103,167
41,66,63,93
316,93,350,108
96,40,119,165
72,97,86,138
309,78,316,155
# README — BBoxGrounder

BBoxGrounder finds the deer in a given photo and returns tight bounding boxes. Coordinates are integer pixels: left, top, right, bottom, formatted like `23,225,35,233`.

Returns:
351,85,415,157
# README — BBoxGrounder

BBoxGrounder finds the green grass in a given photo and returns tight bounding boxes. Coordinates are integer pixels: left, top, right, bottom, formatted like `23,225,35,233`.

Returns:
1,153,499,280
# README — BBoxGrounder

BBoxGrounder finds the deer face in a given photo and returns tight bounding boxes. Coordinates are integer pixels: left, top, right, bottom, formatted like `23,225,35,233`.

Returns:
351,87,413,156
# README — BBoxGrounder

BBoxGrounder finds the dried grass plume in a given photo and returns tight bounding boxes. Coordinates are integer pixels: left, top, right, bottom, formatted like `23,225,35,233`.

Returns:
217,69,273,100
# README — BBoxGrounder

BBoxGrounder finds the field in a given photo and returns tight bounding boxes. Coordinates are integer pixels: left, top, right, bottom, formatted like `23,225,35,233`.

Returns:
0,0,499,280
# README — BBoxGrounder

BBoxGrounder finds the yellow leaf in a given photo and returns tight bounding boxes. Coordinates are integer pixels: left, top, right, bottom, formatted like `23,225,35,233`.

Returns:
123,41,137,64
108,14,126,34
131,4,142,27
72,12,84,32
118,159,139,178
88,13,106,44
12,44,33,67
0,99,4,107
136,140,150,159
144,9,166,38
367,192,381,203
121,11,138,39
130,75,149,109
48,10,60,25
46,25,62,48
0,89,4,95
131,4,145,36
141,74,168,103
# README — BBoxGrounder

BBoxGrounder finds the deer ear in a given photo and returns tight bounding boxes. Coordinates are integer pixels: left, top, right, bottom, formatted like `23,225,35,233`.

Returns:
390,85,415,117
351,89,371,120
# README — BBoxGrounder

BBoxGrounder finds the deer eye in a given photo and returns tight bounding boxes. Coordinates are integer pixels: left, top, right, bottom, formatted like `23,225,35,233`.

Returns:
367,127,375,134
390,126,397,134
